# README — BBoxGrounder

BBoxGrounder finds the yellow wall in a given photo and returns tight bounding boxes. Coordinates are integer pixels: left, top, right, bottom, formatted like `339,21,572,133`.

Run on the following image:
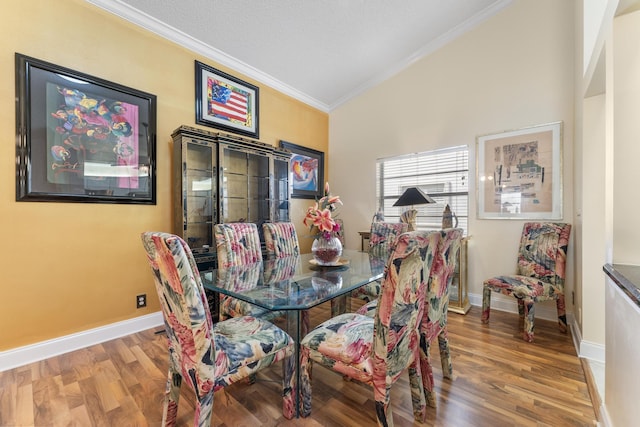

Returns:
0,0,327,351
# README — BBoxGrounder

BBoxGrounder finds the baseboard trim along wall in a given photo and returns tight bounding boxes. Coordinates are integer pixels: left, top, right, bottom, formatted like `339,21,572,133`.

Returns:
0,312,163,372
1,294,605,372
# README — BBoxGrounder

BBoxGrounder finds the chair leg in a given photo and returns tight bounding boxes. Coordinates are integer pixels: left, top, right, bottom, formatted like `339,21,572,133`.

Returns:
556,294,568,333
373,381,394,427
161,369,182,427
437,330,453,379
481,286,492,323
522,299,535,342
517,298,525,318
299,347,312,418
282,347,297,420
194,390,214,427
419,336,437,408
407,357,427,422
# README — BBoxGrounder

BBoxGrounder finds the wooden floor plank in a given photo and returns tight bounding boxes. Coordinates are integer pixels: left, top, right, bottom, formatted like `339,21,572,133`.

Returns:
0,304,598,426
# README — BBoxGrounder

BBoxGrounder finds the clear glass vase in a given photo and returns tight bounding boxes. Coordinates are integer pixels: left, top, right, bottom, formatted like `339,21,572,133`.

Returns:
311,236,343,266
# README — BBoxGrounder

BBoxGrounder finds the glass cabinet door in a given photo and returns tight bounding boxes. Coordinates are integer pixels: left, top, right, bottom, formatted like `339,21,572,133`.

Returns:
273,157,290,221
183,142,217,252
220,147,248,222
220,145,270,228
247,151,270,224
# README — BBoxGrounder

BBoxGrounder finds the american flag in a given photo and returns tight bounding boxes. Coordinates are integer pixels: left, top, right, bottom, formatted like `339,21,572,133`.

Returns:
208,80,249,124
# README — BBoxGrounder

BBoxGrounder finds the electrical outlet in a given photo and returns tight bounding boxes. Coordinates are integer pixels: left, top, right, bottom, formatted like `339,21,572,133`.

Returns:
136,294,147,308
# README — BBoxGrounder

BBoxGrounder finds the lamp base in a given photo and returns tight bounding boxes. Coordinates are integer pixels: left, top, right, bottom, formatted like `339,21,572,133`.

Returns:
400,209,417,231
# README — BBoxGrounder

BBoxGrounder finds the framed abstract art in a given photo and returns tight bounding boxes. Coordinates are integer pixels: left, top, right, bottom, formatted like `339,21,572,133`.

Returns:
280,140,324,199
476,121,563,219
15,53,157,204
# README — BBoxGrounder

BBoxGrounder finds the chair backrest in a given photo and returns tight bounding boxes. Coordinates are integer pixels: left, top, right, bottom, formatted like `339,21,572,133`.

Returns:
368,221,409,256
214,222,262,268
263,222,300,259
372,210,385,223
140,232,215,395
516,222,571,289
422,228,464,339
372,230,441,381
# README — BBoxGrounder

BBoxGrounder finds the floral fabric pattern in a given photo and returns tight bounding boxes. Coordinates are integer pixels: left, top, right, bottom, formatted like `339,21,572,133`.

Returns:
214,223,264,321
140,232,294,426
420,228,463,407
263,222,300,259
482,222,571,342
356,229,463,406
352,222,409,302
300,230,441,426
214,223,262,268
368,222,408,255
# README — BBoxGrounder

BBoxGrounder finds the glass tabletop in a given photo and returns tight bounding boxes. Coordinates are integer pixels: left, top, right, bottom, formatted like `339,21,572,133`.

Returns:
200,249,386,311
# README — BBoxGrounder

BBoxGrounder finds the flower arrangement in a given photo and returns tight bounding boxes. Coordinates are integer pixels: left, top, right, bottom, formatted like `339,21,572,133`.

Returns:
303,182,342,240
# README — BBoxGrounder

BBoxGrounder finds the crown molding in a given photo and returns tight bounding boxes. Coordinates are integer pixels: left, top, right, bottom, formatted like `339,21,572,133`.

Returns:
329,0,514,110
85,0,330,112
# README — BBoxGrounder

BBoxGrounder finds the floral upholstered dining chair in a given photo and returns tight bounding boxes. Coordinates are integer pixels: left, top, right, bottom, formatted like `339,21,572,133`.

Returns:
140,232,294,426
299,230,442,426
355,228,463,406
482,222,572,342
263,222,300,259
214,222,269,321
420,228,463,407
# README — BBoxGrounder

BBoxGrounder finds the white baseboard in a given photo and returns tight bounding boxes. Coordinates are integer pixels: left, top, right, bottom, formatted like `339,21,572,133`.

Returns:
0,312,164,372
472,291,605,364
469,291,560,321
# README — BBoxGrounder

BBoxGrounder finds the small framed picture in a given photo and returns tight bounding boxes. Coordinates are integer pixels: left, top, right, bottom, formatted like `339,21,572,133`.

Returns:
15,53,157,204
279,141,324,199
195,61,259,139
476,121,563,219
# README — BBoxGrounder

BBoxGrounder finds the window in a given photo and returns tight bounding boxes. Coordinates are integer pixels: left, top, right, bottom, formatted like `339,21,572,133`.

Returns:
376,145,469,235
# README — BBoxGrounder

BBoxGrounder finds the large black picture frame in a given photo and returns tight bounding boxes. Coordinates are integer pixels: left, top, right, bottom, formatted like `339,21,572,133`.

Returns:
15,53,157,204
280,140,324,199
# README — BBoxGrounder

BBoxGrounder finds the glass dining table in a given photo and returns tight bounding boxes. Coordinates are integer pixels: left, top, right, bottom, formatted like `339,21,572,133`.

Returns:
199,248,386,419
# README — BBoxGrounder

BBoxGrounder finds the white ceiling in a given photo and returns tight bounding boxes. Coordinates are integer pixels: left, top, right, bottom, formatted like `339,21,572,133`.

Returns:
88,0,512,111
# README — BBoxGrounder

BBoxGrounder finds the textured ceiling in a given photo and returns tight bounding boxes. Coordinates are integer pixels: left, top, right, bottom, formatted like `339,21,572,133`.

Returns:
89,0,512,111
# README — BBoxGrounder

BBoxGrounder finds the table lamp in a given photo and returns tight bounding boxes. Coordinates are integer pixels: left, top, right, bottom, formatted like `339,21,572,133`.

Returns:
393,187,436,231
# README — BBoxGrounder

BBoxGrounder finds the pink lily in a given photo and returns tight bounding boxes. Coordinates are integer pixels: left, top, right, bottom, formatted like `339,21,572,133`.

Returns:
313,208,336,233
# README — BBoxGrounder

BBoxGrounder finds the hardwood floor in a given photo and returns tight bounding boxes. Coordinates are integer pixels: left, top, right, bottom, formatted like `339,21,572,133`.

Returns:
0,303,598,426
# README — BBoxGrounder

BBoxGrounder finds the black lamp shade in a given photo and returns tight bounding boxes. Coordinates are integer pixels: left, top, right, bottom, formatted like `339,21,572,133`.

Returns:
393,187,435,207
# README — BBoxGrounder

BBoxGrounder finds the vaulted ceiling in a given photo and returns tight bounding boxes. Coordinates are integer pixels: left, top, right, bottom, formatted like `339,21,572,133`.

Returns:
89,0,513,111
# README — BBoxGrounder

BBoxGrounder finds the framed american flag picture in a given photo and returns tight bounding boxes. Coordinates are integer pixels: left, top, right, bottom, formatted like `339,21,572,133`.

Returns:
195,61,259,138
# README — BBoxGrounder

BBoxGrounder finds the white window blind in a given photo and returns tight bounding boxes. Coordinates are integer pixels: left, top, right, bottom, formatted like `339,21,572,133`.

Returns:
376,145,469,235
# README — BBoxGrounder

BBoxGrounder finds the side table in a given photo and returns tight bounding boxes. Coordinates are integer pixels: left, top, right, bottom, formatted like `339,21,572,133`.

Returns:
358,231,370,251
